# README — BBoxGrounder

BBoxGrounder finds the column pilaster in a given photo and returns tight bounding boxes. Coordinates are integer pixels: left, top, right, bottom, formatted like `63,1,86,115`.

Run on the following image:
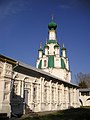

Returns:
49,80,52,110
18,80,21,96
39,77,42,111
76,89,80,107
56,82,58,109
70,88,73,107
21,80,24,98
31,83,33,103
65,87,68,108
61,84,64,109
42,78,44,103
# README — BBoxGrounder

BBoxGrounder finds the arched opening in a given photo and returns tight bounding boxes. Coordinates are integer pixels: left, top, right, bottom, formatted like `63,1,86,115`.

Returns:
79,99,83,106
86,98,90,106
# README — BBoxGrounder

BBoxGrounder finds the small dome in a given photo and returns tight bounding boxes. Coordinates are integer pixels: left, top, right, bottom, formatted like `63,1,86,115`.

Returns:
48,18,57,30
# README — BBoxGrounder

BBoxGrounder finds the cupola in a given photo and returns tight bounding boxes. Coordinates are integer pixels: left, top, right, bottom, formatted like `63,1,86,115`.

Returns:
38,42,43,58
61,44,67,57
44,43,49,55
48,17,57,30
54,43,60,55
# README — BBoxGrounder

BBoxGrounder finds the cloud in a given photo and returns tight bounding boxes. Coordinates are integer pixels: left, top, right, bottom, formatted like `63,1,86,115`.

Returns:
57,0,90,10
56,0,76,9
0,0,31,19
59,4,71,9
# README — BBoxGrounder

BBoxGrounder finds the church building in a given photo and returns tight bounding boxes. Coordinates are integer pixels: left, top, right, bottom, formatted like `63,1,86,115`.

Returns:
0,18,79,117
36,17,71,82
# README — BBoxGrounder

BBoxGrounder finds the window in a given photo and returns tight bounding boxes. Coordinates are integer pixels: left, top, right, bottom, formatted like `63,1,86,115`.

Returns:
81,92,89,96
4,93,8,100
52,88,54,102
14,83,18,94
44,86,47,102
4,82,9,89
12,83,18,98
44,60,47,67
58,89,60,102
25,83,28,88
33,86,37,102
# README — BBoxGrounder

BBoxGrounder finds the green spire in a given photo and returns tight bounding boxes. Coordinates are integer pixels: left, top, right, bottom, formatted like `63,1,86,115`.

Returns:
44,39,49,48
61,44,67,57
38,42,43,51
62,44,66,50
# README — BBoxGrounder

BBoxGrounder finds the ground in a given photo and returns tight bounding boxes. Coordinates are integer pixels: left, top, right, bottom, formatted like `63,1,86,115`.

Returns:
12,107,90,120
1,107,89,120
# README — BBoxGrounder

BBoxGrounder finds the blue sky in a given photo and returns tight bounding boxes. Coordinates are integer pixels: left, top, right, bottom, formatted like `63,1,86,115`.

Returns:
0,0,90,83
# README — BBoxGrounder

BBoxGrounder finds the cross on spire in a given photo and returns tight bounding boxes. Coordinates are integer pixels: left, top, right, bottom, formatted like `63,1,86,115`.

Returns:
40,42,42,48
62,43,64,48
52,15,54,21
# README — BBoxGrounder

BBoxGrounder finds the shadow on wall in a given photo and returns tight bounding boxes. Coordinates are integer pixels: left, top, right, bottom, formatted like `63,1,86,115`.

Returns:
10,84,35,118
10,84,23,117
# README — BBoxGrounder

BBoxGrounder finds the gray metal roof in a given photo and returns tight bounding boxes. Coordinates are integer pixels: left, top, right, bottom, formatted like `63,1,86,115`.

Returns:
0,54,78,88
79,88,90,92
17,62,78,88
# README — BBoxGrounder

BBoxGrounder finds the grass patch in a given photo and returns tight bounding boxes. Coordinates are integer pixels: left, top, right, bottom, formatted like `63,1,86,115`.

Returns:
16,108,90,120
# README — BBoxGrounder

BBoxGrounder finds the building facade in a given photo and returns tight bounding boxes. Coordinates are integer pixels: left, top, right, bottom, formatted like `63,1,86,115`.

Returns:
0,19,80,117
79,89,90,106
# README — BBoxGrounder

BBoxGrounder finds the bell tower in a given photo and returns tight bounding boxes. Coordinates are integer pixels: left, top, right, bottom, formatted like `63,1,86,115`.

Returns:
48,16,57,40
36,18,71,82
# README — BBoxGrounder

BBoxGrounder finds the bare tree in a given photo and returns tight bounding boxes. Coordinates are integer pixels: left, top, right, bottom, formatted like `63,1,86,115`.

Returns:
75,72,90,88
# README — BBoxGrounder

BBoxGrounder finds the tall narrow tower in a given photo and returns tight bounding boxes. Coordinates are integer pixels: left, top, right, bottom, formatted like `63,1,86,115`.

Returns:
36,18,71,82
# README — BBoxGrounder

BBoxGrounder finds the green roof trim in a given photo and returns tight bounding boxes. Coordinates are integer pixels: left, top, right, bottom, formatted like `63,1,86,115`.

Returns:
48,56,54,68
44,44,49,48
54,44,60,48
61,58,66,69
38,48,43,51
47,40,57,44
38,60,42,69
62,47,66,50
43,52,45,55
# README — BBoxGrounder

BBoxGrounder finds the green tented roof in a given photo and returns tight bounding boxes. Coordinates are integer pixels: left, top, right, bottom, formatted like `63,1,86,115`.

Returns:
47,40,57,44
38,60,42,69
61,58,66,69
48,56,54,68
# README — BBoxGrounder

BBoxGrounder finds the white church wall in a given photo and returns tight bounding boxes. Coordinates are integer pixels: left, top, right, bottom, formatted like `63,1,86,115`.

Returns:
0,57,80,117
